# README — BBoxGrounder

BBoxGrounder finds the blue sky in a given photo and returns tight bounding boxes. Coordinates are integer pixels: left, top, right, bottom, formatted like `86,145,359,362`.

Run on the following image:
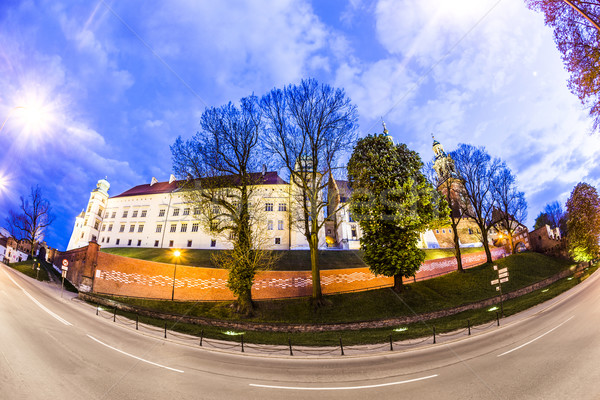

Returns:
1,0,599,250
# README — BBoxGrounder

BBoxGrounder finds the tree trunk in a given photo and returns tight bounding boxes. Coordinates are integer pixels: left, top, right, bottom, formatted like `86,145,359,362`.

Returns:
452,220,463,272
236,288,254,316
310,232,324,307
393,274,404,293
482,229,493,263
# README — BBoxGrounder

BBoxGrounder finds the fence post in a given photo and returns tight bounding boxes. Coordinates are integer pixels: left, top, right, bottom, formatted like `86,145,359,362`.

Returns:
164,322,167,338
289,337,293,356
467,319,471,336
136,314,139,330
339,337,345,356
433,326,436,344
200,329,204,346
241,334,245,353
389,334,393,351
496,312,500,327
96,305,99,316
113,308,116,322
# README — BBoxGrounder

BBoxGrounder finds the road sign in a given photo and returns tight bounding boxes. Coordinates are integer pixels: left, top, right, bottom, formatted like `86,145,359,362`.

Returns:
499,271,509,279
496,286,500,291
500,277,509,283
493,265,498,271
62,259,69,267
61,265,68,271
491,279,499,285
61,270,67,278
498,267,508,274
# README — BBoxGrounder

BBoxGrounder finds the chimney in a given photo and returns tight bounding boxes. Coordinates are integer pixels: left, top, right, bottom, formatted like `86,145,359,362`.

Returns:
150,177,158,186
262,164,267,176
169,174,176,184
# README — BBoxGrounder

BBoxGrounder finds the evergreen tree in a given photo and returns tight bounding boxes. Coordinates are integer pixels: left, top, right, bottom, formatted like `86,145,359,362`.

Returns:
347,134,448,292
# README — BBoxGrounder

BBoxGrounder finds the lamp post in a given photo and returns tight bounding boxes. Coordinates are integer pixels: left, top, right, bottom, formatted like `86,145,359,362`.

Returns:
171,250,181,301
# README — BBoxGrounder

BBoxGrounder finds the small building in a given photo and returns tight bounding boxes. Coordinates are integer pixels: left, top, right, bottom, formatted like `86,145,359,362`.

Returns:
529,224,562,254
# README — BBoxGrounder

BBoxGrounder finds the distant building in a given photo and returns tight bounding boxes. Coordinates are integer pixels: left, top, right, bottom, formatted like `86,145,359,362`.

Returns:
529,224,563,255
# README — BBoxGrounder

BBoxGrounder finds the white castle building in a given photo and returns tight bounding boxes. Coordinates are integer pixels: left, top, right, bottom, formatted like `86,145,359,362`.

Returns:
66,172,363,251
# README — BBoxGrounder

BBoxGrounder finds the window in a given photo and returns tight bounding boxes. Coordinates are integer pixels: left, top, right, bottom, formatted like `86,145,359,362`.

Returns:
128,239,132,246
111,212,116,218
154,240,159,247
212,206,219,215
183,208,190,216
141,210,147,218
181,223,187,233
442,229,446,233
173,208,180,216
101,237,105,243
156,224,163,233
187,240,192,248
137,240,142,247
278,203,287,212
132,210,138,218
229,231,235,240
119,225,125,233
169,240,174,247
210,222,218,231
87,205,91,212
94,221,99,230
275,237,281,245
98,207,104,217
84,218,88,226
80,232,84,239
170,224,177,232
210,239,217,247
194,207,200,215
468,228,473,235
449,228,452,233
278,220,284,230
159,209,165,217
129,225,135,233
265,203,273,211
351,226,357,238
106,238,109,244
348,212,354,222
123,211,128,218
267,220,273,230
116,239,120,245
192,223,199,232
101,224,106,232
436,229,440,234
138,225,144,233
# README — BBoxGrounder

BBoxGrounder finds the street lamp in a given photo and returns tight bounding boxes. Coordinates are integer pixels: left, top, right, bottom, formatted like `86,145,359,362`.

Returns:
171,250,181,301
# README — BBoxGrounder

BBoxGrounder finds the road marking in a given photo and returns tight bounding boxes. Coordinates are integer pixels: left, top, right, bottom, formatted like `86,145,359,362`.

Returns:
87,335,184,373
1,268,72,326
497,316,575,357
249,374,438,390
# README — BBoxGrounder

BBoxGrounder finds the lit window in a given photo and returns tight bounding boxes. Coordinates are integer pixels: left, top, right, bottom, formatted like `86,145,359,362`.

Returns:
123,211,128,218
267,220,273,230
132,210,138,218
119,225,125,233
183,208,190,216
141,210,147,218
173,208,180,216
265,203,273,211
170,224,177,232
181,223,187,233
138,225,144,233
278,220,284,230
156,224,162,233
108,224,113,232
278,203,287,212
129,225,135,233
159,209,165,217
192,223,199,232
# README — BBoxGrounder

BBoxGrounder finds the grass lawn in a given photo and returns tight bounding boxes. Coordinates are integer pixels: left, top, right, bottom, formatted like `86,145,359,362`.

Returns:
97,252,574,325
9,260,49,281
100,245,485,270
94,258,593,346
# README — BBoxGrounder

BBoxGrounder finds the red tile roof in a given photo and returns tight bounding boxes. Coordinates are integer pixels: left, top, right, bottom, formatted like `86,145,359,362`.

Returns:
112,171,288,198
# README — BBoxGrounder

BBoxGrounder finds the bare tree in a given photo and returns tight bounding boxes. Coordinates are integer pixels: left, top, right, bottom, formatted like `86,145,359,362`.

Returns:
492,164,528,254
6,185,54,259
451,144,500,263
171,96,275,315
261,79,359,306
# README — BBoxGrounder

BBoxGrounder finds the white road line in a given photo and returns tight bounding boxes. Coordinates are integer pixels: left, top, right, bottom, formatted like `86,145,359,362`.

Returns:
1,268,72,326
87,335,184,373
497,316,575,357
249,374,438,390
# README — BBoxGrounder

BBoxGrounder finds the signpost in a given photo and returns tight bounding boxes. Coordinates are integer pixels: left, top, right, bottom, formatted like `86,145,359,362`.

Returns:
491,265,509,317
61,260,69,298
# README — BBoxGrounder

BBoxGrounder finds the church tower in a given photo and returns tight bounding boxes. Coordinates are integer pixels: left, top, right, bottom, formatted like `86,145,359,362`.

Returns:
432,135,457,186
67,179,110,250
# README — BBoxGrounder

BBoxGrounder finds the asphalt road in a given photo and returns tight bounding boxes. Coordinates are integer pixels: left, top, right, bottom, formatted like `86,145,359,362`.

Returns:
1,262,599,400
